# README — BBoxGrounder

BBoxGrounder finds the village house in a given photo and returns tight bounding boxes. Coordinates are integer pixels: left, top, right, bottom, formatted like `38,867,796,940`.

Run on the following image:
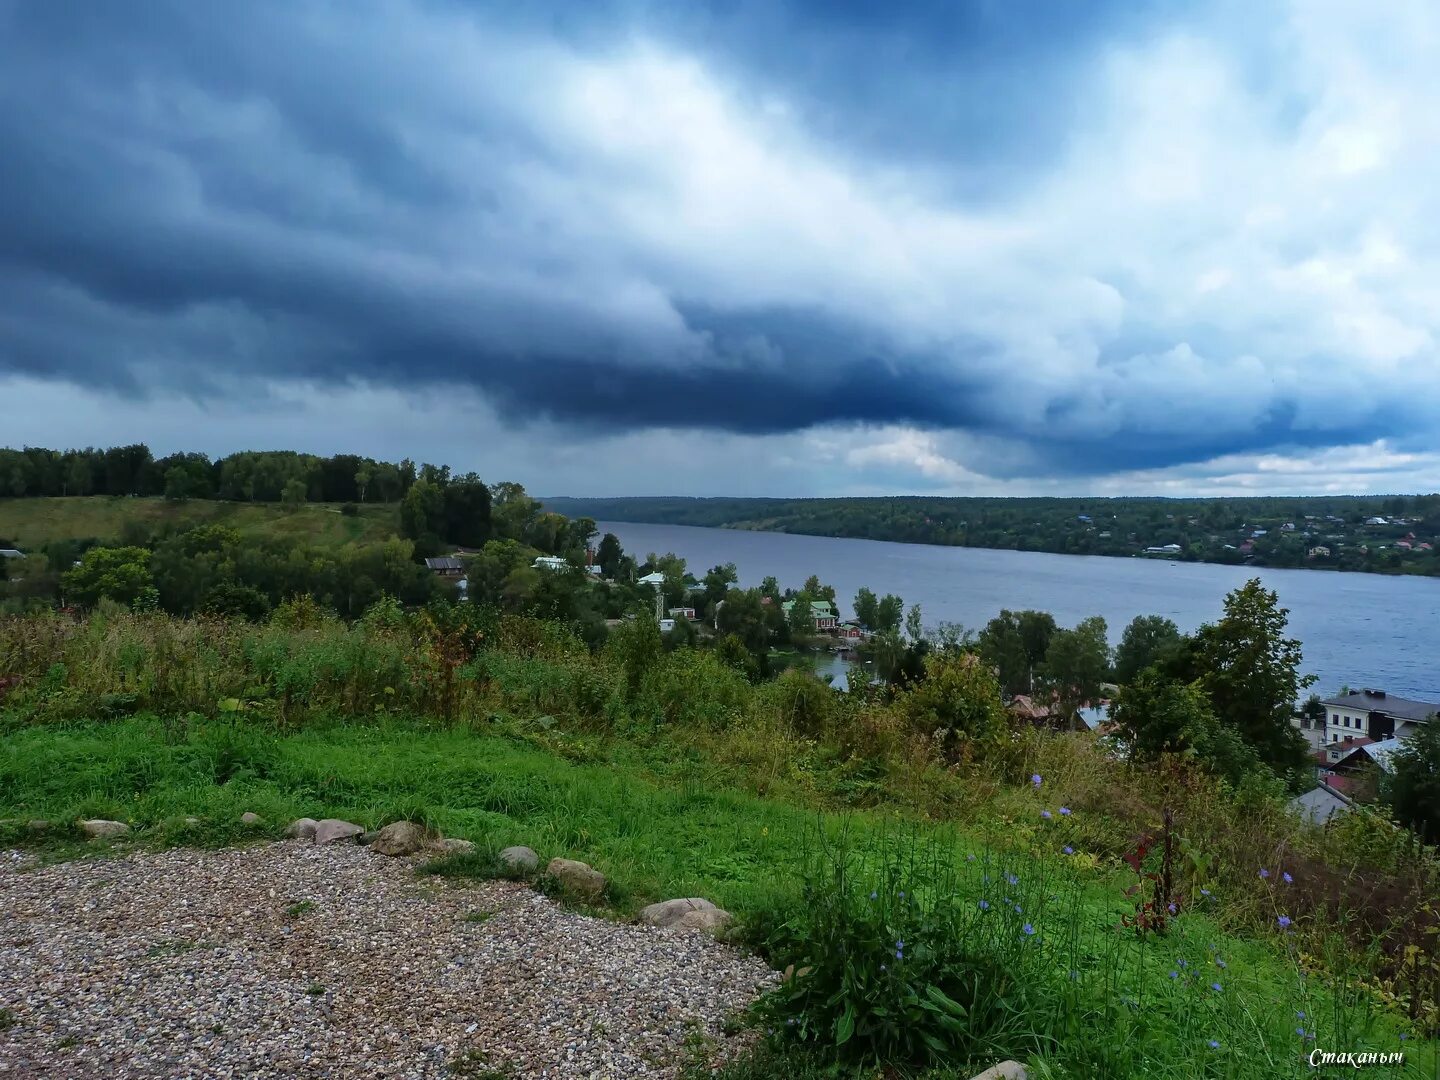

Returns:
1320,688,1438,745
781,598,839,631
532,555,569,572
637,571,666,586
667,607,697,621
423,556,465,579
1307,545,1331,558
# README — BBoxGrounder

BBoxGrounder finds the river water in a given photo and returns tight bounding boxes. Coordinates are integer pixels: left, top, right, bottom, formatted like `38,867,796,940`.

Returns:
599,521,1440,701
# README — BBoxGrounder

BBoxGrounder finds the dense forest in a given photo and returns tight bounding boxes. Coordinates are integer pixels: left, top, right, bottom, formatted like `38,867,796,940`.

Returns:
543,494,1440,576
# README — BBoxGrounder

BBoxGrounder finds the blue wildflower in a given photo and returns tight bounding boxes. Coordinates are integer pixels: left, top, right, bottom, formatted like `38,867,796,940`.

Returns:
1041,809,1052,820
1259,868,1270,879
1211,982,1223,992
1023,923,1035,936
1200,888,1211,897
1208,1040,1220,1049
895,950,903,960
1169,971,1178,980
1063,846,1074,855
870,891,877,901
1167,902,1178,915
1216,959,1227,969
979,899,990,911
1031,774,1042,787
1059,806,1071,816
1277,915,1291,929
1296,1011,1305,1020
1283,871,1293,884
1006,873,1019,886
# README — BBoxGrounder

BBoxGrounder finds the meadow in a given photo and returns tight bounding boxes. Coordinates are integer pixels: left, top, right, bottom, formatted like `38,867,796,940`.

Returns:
0,495,399,551
1,605,1436,1078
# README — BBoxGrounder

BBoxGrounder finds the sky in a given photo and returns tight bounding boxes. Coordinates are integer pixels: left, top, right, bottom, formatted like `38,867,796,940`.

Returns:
2,0,1438,498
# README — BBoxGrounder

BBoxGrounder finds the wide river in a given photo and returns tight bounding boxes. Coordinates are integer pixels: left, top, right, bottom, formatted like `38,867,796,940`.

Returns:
598,522,1440,701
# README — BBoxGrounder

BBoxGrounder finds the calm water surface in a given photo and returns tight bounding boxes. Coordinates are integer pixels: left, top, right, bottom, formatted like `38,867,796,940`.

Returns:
599,522,1440,700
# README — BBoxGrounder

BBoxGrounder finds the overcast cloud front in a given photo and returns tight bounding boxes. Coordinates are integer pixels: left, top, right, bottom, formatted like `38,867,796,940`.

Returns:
1,0,1438,496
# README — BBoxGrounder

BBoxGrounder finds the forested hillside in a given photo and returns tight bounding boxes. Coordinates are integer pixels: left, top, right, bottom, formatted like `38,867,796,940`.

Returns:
543,494,1440,576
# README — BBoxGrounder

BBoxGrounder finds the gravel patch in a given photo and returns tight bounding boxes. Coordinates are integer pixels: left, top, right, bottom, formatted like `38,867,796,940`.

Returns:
0,842,779,1078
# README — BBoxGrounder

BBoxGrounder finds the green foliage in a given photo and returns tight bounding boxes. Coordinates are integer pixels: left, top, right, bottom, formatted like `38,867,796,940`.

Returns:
1111,670,1262,786
1040,616,1110,720
61,546,154,607
1384,720,1440,844
1115,615,1185,685
1193,579,1314,776
898,653,1008,756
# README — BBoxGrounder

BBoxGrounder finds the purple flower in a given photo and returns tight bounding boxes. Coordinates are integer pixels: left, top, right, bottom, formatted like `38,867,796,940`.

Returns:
1259,868,1270,879
1031,774,1042,787
896,940,905,949
1200,888,1211,898
1014,904,1023,914
1063,846,1074,855
1211,982,1223,992
1041,810,1053,820
895,949,903,960
1167,902,1178,915
1296,1011,1305,1020
1059,806,1071,816
1022,923,1035,936
898,891,906,899
1277,915,1291,929
1296,1027,1305,1036
1283,871,1293,884
979,899,990,911
1169,970,1178,979
1208,1040,1220,1049
1006,873,1019,886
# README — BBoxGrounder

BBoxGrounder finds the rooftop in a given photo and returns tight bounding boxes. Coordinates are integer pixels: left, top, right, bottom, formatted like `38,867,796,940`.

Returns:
1321,689,1439,724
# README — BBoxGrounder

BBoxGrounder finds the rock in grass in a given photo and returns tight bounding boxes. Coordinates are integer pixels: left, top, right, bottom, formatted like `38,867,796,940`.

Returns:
368,821,429,857
497,846,539,875
285,818,318,840
436,838,475,855
27,819,51,833
240,812,263,826
312,819,364,845
639,898,733,932
545,857,606,899
970,1063,1028,1080
79,819,130,839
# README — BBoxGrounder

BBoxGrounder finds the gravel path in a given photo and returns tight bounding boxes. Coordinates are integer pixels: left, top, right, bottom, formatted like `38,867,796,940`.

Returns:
0,843,779,1078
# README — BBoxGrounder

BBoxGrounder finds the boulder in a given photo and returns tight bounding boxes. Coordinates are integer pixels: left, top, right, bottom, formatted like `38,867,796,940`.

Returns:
240,812,263,825
545,857,607,899
79,819,130,839
312,819,365,845
368,820,429,857
676,908,733,933
497,846,539,875
970,1063,1028,1080
27,819,51,833
285,818,318,840
639,898,723,929
436,838,475,855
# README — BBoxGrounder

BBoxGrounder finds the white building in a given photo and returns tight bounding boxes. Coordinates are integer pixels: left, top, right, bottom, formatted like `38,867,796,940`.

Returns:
1319,688,1437,751
533,556,569,572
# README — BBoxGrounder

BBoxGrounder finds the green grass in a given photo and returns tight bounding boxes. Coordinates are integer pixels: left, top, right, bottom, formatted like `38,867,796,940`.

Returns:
0,714,1432,1078
0,495,399,550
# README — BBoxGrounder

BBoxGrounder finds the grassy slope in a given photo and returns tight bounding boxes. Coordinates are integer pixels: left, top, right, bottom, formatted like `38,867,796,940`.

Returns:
1,716,1431,1079
0,496,399,549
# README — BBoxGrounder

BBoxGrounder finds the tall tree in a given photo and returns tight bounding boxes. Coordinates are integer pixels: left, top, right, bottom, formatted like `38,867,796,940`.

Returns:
1041,616,1110,724
1114,615,1184,684
1194,579,1314,775
852,587,879,630
875,593,904,634
1384,720,1440,844
596,533,624,578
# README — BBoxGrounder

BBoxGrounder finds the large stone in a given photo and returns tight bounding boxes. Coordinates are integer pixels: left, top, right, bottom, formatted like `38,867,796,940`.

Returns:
79,819,130,839
639,898,724,929
497,846,539,875
312,819,365,845
676,908,733,933
240,812,263,825
285,818,318,840
545,857,607,899
436,838,475,855
970,1063,1028,1080
368,820,430,857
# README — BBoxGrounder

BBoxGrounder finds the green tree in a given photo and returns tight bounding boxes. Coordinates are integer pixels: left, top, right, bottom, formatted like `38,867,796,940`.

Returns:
905,603,924,643
400,478,445,541
702,562,738,609
803,574,837,605
1114,615,1184,684
596,533,624,578
760,576,780,601
787,595,814,639
1041,616,1110,725
1383,720,1440,843
714,587,771,656
899,652,1008,758
281,477,308,508
1110,669,1260,786
852,587,878,630
354,464,372,503
875,594,904,634
62,546,154,607
1193,579,1314,776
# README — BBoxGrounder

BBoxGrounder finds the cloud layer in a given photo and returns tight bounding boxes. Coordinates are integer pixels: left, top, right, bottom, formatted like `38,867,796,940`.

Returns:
1,0,1438,494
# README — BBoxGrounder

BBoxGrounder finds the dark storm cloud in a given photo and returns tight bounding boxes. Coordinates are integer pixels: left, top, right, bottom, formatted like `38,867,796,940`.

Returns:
0,0,1436,485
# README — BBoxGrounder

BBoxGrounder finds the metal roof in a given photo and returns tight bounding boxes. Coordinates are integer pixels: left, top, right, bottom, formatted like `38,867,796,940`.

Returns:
424,557,464,570
1321,690,1439,724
